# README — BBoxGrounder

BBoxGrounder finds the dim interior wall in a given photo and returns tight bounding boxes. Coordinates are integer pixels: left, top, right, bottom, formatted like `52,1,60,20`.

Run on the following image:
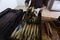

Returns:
0,0,18,12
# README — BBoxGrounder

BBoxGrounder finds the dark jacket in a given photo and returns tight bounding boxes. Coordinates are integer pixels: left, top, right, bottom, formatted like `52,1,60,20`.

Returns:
0,8,23,38
25,0,49,8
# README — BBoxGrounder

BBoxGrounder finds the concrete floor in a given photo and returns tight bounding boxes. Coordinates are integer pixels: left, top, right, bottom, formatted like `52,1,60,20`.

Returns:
15,6,60,18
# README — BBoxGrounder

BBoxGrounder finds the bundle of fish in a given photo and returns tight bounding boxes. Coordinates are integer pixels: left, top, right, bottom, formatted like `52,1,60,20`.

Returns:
11,23,40,40
10,7,41,40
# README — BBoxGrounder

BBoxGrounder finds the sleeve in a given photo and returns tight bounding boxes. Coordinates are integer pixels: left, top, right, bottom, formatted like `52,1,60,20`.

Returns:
25,0,30,4
43,0,49,6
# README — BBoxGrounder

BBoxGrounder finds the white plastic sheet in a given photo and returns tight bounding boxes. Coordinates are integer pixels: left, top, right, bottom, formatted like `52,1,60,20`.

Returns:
51,1,60,11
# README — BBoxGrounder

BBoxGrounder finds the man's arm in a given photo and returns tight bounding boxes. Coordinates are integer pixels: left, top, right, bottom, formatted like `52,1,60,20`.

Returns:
25,0,30,7
43,0,49,6
25,0,30,4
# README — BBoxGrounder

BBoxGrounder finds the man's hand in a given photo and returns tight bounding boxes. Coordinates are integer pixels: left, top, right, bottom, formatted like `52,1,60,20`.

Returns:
40,6,47,10
25,3,28,7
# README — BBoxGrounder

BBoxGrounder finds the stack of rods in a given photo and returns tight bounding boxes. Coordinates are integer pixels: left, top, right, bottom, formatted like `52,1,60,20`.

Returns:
11,23,40,40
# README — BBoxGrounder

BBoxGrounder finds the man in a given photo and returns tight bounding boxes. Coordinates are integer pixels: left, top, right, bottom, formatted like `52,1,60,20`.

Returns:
25,0,49,10
25,0,49,40
25,0,49,17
